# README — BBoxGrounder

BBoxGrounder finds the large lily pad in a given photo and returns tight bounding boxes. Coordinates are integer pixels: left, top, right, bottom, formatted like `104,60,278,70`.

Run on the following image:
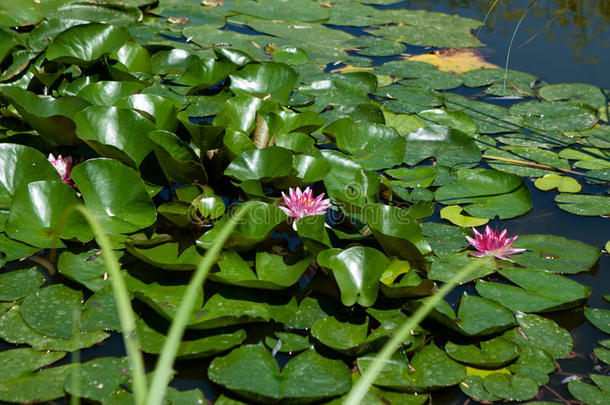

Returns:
434,168,532,219
510,234,600,273
71,158,157,234
208,344,351,403
476,267,591,313
317,246,389,307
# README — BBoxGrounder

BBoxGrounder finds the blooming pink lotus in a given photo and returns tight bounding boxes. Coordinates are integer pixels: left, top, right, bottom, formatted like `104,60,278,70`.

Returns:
48,153,77,190
280,187,331,227
466,225,526,261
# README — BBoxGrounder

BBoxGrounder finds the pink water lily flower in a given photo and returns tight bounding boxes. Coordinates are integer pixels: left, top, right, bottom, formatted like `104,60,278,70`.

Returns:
466,225,526,261
48,153,77,189
280,187,331,227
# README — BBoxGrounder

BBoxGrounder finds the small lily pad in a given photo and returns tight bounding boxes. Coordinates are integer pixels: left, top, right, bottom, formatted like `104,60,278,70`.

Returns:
445,337,519,368
483,373,539,402
20,285,82,339
584,307,610,334
534,174,581,193
440,205,489,227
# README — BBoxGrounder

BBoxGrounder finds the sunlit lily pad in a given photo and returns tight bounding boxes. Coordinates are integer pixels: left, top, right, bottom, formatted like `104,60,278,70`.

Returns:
509,100,598,132
476,267,591,313
554,193,610,216
504,312,573,359
535,174,581,193
510,234,600,273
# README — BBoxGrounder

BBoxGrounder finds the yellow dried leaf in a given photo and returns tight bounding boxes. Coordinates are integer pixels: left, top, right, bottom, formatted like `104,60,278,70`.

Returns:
404,48,499,75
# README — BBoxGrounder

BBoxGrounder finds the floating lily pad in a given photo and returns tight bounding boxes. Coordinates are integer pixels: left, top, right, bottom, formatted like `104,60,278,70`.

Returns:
357,343,466,390
510,234,600,273
435,168,532,219
64,357,130,402
483,373,539,402
71,158,157,234
137,318,246,359
318,246,389,307
568,375,610,405
446,336,519,368
47,23,130,64
0,364,78,403
429,252,497,283
509,100,598,132
20,285,82,339
535,174,581,193
264,332,310,354
476,267,591,313
584,307,610,334
439,205,490,227
554,193,610,216
0,267,44,301
0,305,108,352
208,344,351,403
422,222,471,253
504,312,573,359
539,83,606,109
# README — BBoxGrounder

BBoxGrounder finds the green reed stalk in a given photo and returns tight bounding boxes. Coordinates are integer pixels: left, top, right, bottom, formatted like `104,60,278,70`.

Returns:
147,201,254,405
56,205,148,405
504,1,536,92
476,0,501,38
344,259,489,405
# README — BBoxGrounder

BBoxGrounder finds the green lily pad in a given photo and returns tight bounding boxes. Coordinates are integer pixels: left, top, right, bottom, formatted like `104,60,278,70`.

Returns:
365,9,482,48
127,242,202,271
5,180,92,247
403,125,481,169
504,312,573,359
440,205,490,227
554,193,610,216
434,168,532,219
568,375,610,405
446,336,519,368
137,318,246,359
417,108,477,136
264,332,310,354
198,202,286,251
509,100,598,132
485,146,572,178
225,147,293,182
0,364,78,403
317,246,389,307
443,93,523,134
230,62,298,104
0,87,91,145
429,252,497,283
476,267,591,312
208,344,351,402
539,83,606,109
64,357,130,402
323,118,406,170
232,0,330,22
535,174,582,193
509,345,556,384
510,234,600,273
74,105,155,167
311,315,368,354
0,267,44,301
71,158,157,234
76,81,146,106
584,307,610,334
456,294,517,336
422,222,471,253
80,285,122,332
0,305,108,351
57,250,113,292
483,373,539,402
20,285,82,339
357,343,466,390
0,348,66,384
460,375,502,402
47,23,130,64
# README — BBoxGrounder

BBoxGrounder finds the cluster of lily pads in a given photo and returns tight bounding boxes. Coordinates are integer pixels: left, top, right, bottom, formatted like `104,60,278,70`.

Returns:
0,0,609,404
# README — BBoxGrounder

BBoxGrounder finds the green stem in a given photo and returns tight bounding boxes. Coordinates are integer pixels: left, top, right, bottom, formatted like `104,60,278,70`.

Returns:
504,1,536,92
344,259,487,405
147,202,253,405
55,205,148,405
476,0,501,38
